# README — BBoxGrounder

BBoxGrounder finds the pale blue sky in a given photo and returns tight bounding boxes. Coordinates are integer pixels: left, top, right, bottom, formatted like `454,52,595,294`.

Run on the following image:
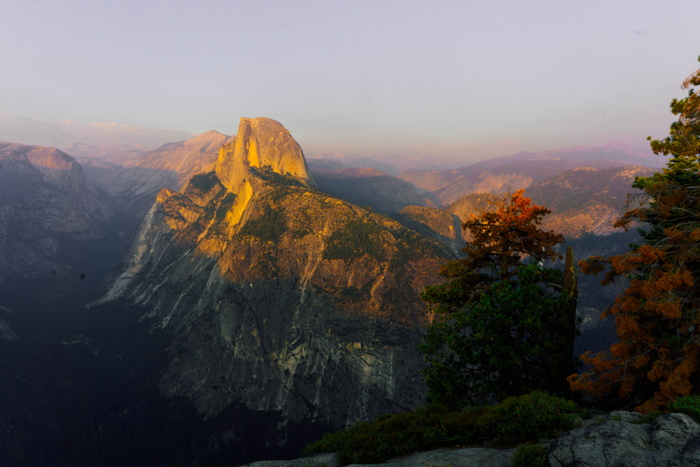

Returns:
1,0,699,162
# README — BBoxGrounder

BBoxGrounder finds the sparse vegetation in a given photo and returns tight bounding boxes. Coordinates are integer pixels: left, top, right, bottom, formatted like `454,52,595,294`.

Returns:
512,443,549,467
669,396,700,422
250,165,306,187
323,218,384,260
188,171,220,193
238,205,287,242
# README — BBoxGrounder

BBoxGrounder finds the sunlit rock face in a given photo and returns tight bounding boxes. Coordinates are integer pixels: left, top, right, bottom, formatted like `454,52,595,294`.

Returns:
101,118,451,440
215,117,314,193
0,142,114,283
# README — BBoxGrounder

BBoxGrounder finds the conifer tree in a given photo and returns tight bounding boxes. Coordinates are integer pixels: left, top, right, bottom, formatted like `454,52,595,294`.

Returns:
568,58,700,412
420,190,577,405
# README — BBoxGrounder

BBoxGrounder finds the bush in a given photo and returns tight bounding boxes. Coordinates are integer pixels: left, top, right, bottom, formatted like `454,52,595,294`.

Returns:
481,391,580,445
512,443,549,467
669,395,700,422
304,392,580,465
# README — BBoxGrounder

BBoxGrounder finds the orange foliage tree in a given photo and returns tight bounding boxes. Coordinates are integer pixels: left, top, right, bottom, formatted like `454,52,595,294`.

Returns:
568,58,700,412
421,189,577,405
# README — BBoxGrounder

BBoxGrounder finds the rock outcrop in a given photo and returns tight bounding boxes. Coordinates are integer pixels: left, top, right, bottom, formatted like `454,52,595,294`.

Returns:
243,447,516,467
548,411,700,466
99,117,452,451
216,117,314,192
242,412,700,467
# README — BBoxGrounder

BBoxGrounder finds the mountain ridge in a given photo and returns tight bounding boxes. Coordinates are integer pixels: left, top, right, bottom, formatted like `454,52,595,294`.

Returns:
96,118,452,454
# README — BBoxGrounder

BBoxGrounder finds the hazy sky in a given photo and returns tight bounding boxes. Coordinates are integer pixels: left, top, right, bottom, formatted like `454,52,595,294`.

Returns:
2,0,699,163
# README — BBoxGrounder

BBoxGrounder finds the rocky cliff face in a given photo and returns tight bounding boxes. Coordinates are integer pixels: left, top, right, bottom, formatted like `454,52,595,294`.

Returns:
100,118,451,440
397,205,464,256
0,142,114,284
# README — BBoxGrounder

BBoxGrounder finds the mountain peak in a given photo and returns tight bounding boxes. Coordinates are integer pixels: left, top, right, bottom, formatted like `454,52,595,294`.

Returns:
184,130,229,148
215,117,314,192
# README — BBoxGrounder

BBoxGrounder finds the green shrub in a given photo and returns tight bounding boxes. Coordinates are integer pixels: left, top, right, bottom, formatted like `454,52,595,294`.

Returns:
512,443,548,467
669,395,700,422
481,391,580,445
304,392,580,465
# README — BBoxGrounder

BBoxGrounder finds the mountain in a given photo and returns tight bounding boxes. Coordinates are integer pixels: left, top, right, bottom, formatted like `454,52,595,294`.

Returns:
0,142,115,285
399,143,664,205
310,165,439,213
445,193,499,222
445,166,658,238
525,165,658,236
84,130,229,218
96,117,452,461
397,205,464,256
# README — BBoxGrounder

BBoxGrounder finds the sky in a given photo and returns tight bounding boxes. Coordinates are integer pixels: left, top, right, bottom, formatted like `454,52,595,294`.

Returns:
1,0,700,164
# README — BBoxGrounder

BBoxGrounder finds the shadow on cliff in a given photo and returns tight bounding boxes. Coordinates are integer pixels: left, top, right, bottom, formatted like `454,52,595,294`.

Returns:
0,294,332,467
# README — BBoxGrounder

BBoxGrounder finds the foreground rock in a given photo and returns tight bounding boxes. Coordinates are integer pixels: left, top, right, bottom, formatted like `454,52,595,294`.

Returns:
243,412,700,467
243,447,516,467
548,411,700,466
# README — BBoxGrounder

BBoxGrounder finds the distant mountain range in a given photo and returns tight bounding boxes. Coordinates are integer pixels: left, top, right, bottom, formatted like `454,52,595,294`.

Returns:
398,142,665,205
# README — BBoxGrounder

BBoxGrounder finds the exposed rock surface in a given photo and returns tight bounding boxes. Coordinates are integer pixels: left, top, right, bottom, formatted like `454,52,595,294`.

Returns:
446,193,499,222
99,117,451,447
548,411,700,466
216,117,314,193
244,412,700,467
243,447,516,467
398,205,464,255
0,142,114,283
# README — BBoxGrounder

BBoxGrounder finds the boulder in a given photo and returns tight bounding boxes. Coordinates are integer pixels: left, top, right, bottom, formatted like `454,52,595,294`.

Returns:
548,412,700,467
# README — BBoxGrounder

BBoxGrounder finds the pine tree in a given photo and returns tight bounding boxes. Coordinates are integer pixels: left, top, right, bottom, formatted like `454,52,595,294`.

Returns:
568,58,700,412
420,189,577,405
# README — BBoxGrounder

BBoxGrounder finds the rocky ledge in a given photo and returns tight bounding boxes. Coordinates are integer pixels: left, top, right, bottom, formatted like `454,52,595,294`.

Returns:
243,411,700,467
